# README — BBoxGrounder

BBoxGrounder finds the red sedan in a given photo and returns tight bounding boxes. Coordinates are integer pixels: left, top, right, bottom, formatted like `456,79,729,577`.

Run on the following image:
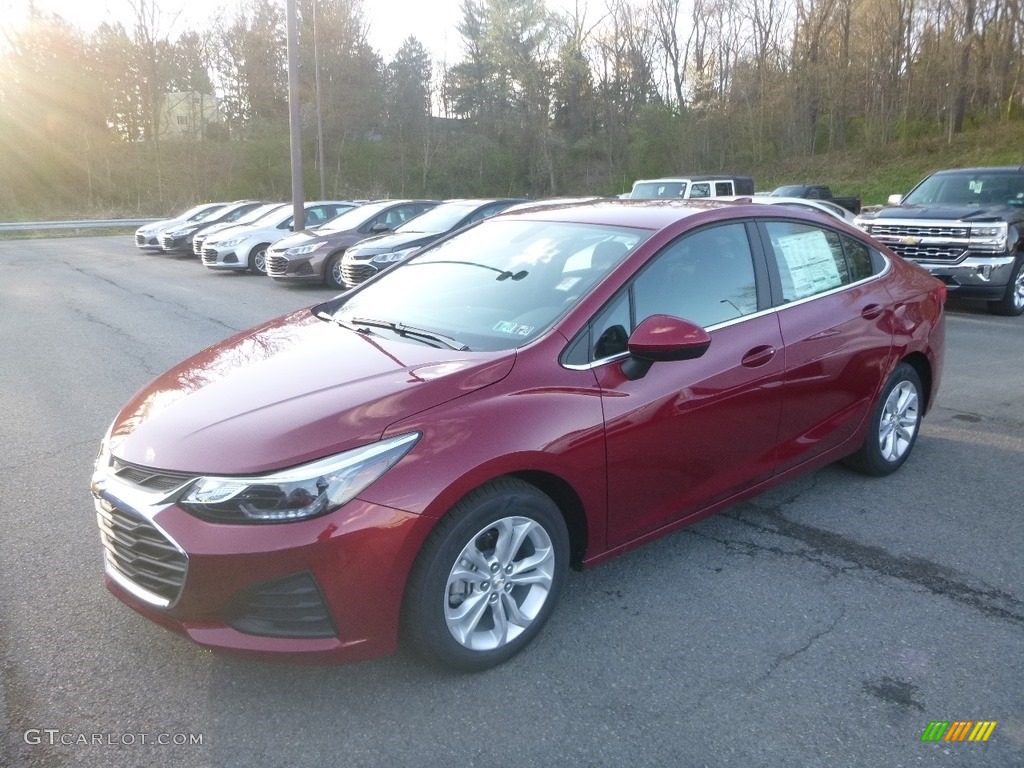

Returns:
92,199,945,671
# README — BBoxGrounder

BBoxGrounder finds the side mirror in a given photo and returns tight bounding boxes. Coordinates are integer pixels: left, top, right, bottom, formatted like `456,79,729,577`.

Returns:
621,314,711,380
370,223,390,233
887,194,903,206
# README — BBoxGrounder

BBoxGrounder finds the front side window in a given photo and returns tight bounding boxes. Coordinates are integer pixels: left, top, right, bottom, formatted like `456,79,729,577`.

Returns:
715,182,734,196
689,183,711,199
576,223,759,365
633,223,758,328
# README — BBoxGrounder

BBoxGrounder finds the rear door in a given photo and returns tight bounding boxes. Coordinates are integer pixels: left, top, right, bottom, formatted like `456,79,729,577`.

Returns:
757,219,894,471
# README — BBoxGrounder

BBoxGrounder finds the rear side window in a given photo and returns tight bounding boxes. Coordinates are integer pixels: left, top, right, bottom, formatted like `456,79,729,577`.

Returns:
763,221,876,302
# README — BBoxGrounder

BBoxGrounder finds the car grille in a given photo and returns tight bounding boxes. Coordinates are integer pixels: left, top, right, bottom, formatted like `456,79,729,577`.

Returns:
201,248,218,265
342,263,377,285
135,234,146,246
266,254,289,277
887,244,968,262
96,497,187,605
869,223,970,238
193,237,205,256
110,458,193,493
159,233,174,249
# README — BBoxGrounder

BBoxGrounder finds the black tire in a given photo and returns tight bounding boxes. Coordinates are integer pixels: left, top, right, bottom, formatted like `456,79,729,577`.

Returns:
247,243,270,275
843,362,923,476
987,256,1024,316
403,478,569,672
324,251,346,289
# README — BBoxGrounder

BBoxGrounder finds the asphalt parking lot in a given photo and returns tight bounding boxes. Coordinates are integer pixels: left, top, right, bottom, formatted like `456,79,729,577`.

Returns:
1,235,1022,768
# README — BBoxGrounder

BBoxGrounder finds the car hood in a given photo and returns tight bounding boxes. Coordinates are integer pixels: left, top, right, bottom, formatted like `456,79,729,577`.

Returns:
269,228,365,253
109,310,516,475
137,218,181,235
348,231,438,257
863,203,1017,222
206,223,280,245
196,221,237,239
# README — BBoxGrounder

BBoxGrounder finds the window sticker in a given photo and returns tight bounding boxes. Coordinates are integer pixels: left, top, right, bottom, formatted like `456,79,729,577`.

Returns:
493,321,535,336
774,230,842,299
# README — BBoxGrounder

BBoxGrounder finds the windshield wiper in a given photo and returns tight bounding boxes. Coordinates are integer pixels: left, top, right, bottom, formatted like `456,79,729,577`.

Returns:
347,317,470,351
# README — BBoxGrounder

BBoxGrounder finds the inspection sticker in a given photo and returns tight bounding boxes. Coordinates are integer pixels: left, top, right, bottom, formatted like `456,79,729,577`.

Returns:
493,321,534,335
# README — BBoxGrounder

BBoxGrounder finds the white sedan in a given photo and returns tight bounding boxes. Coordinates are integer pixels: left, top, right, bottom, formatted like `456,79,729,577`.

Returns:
200,201,358,275
721,195,857,223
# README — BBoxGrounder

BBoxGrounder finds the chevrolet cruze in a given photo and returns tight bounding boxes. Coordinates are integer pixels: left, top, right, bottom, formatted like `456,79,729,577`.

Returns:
93,199,945,671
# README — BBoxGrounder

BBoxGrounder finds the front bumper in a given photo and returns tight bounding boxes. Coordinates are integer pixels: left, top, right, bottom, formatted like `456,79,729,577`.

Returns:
201,245,246,270
913,254,1017,300
135,233,162,248
159,234,194,252
266,253,322,282
92,465,433,663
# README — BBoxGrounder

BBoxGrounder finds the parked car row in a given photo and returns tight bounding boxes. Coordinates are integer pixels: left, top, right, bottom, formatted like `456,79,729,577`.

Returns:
134,198,531,284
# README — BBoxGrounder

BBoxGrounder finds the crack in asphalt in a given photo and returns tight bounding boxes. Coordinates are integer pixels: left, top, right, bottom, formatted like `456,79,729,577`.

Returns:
61,260,244,336
753,608,847,687
713,503,1024,628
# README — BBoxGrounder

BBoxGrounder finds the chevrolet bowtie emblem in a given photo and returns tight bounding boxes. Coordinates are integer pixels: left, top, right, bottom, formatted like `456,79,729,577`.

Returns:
900,236,921,245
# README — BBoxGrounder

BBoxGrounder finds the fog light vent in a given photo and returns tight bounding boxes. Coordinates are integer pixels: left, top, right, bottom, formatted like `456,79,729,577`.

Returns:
226,572,337,639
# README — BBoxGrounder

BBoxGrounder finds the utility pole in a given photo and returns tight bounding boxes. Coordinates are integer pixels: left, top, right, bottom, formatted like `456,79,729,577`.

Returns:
285,0,305,231
314,0,327,199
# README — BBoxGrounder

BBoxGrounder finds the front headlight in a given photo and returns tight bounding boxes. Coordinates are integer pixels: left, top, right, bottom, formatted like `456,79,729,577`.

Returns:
179,432,420,524
371,247,418,266
213,236,246,248
286,242,326,256
969,222,1009,252
95,422,115,473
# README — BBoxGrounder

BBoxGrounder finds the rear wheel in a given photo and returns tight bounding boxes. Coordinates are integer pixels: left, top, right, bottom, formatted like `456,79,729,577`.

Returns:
247,243,270,275
324,251,346,289
403,478,569,672
987,256,1024,316
844,362,923,476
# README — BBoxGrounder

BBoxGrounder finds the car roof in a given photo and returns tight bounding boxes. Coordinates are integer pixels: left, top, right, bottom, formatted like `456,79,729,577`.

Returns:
497,197,742,229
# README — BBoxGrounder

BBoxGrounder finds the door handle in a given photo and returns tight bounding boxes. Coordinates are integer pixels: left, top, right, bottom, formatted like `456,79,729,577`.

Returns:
741,345,776,367
861,303,884,320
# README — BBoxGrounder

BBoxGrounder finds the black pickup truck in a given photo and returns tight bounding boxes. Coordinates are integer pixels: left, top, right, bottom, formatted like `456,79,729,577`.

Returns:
854,166,1024,316
769,184,862,214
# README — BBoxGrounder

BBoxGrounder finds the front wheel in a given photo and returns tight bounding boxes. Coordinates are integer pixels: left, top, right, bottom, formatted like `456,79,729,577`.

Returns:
403,478,569,672
247,243,270,275
843,362,923,476
324,251,346,289
987,257,1024,316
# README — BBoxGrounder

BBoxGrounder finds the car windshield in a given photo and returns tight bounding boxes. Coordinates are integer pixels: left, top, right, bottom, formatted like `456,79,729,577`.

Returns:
318,201,394,233
395,202,482,234
632,181,687,199
184,204,224,221
237,203,285,225
330,218,650,352
903,171,1024,207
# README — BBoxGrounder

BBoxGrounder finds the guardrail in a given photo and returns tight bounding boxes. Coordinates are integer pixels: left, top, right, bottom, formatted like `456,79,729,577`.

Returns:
0,218,158,233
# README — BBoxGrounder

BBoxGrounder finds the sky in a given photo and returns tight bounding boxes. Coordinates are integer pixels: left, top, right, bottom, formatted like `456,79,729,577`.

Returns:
2,0,495,64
